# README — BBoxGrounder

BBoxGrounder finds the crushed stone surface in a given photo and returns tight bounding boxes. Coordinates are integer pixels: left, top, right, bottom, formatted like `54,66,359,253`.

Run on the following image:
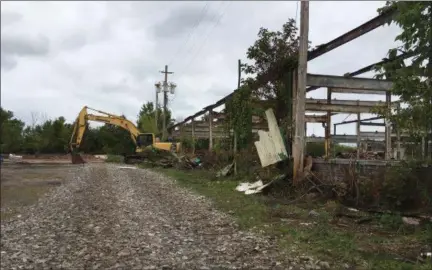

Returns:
1,164,318,269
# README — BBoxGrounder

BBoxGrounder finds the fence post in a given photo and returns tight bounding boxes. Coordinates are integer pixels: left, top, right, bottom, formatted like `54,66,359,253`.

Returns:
385,91,392,160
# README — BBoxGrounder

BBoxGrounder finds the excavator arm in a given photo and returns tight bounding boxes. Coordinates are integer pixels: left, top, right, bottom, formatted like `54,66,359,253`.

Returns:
69,106,180,164
70,106,151,151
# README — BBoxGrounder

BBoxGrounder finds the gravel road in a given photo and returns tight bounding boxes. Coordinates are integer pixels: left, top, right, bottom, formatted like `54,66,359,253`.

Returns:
1,164,311,270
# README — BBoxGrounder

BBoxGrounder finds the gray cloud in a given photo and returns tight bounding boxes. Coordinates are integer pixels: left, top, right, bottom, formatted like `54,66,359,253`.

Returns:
1,34,49,56
1,11,22,28
1,52,17,71
60,32,88,51
1,33,50,70
152,3,218,39
1,1,400,137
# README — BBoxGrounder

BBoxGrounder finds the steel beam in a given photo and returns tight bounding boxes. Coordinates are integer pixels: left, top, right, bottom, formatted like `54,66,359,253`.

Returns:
307,98,385,107
307,6,396,61
307,74,393,90
360,122,386,127
306,51,415,93
334,116,383,126
330,87,387,95
306,104,380,113
306,133,404,143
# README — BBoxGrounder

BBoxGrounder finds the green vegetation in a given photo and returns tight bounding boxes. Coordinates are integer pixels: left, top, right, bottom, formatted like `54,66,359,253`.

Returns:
105,154,124,163
375,2,432,157
0,102,169,155
136,102,174,136
158,168,431,269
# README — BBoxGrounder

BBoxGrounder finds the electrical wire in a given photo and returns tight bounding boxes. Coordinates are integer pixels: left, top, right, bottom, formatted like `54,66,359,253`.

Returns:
342,113,353,122
167,2,211,67
178,1,231,77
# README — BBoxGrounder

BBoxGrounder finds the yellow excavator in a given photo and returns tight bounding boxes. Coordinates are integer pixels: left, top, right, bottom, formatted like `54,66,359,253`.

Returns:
69,106,181,164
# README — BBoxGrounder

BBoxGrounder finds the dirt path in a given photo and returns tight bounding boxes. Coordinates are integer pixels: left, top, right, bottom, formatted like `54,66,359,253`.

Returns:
1,164,302,269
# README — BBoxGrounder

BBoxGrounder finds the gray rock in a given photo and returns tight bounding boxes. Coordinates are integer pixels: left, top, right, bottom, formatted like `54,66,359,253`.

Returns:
308,210,320,218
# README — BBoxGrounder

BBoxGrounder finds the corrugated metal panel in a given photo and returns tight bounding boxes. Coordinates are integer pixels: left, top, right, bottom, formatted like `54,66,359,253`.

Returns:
254,109,288,167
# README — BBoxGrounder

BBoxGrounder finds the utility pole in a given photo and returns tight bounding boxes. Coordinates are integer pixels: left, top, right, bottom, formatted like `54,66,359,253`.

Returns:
155,85,159,130
293,0,309,183
158,65,175,140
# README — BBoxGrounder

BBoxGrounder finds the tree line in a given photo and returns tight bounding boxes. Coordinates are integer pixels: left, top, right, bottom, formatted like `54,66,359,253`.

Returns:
0,102,172,155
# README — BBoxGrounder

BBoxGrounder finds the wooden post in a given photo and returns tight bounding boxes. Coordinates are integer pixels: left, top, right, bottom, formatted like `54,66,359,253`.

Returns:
395,103,400,160
396,126,401,160
234,59,241,175
179,124,183,140
208,110,213,151
191,118,196,155
421,136,425,159
333,124,337,136
385,91,392,160
356,112,361,159
293,0,309,183
325,88,332,158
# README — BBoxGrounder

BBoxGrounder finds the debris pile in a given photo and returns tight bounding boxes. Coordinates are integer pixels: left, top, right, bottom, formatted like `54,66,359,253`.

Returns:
335,150,385,160
143,151,203,169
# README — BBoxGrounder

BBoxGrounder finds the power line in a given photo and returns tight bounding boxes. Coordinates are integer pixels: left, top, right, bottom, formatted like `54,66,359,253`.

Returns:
181,1,226,62
179,1,231,77
168,2,211,67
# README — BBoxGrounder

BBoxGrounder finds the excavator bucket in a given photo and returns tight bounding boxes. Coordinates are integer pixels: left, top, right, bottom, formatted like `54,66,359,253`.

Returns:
71,153,86,164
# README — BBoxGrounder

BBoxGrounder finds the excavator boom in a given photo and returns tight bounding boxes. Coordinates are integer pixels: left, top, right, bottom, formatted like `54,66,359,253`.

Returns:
69,106,180,164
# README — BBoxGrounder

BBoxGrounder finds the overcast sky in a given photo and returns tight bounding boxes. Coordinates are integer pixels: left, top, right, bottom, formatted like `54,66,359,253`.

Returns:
1,1,401,136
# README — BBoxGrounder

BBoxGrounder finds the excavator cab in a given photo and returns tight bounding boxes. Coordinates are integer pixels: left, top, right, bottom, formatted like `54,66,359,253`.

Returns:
136,133,154,148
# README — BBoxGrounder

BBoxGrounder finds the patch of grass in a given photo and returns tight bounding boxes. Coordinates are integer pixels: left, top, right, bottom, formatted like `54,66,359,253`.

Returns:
156,168,432,269
1,185,51,221
159,168,268,229
105,154,124,163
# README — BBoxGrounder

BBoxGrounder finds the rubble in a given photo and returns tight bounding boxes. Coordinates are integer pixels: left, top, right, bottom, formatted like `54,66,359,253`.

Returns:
216,163,234,178
142,151,202,169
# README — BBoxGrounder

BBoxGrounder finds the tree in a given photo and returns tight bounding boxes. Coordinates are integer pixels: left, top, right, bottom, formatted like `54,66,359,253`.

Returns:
375,2,432,157
242,19,303,120
0,108,24,153
136,102,174,136
225,19,305,149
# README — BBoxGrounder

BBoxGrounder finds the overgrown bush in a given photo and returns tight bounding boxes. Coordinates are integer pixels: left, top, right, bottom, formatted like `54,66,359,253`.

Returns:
352,161,432,211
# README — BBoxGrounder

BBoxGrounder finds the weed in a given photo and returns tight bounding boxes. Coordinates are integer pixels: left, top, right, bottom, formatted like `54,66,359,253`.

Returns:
157,168,432,269
105,154,124,163
379,213,403,231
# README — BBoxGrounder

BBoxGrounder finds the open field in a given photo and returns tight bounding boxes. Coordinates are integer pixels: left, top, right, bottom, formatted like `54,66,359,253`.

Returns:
0,155,102,220
156,167,432,270
1,156,430,269
1,163,74,221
